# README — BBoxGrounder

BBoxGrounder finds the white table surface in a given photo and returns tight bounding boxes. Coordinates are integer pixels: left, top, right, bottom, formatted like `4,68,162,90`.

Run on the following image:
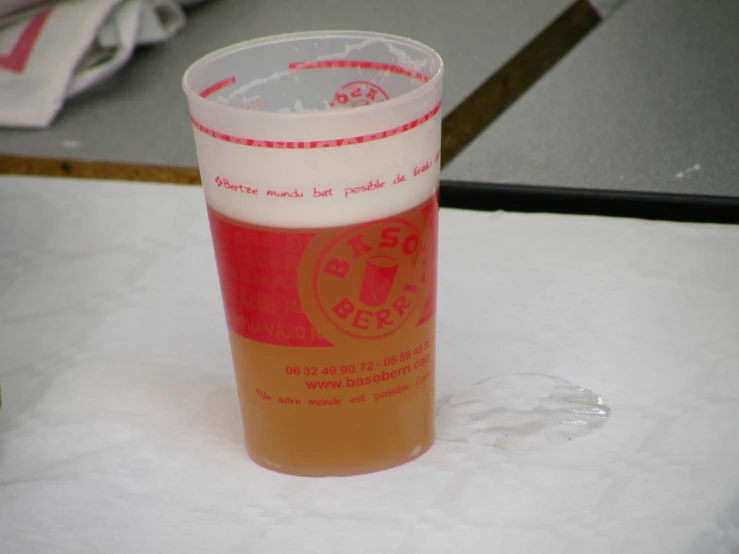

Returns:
1,176,738,553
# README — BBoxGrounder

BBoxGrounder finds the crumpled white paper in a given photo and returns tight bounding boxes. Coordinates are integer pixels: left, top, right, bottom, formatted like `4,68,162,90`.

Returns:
0,176,738,554
0,0,207,128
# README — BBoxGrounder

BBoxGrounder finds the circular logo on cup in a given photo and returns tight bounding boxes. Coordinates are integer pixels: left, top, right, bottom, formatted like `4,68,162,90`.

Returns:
330,81,390,108
312,219,427,340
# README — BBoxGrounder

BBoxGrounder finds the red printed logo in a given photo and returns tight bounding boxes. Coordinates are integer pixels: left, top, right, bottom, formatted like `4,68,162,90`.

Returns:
313,219,429,340
331,81,389,108
0,8,52,73
207,207,332,347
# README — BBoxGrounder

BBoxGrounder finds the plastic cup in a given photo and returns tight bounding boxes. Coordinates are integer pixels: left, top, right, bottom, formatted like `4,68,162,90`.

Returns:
182,31,443,476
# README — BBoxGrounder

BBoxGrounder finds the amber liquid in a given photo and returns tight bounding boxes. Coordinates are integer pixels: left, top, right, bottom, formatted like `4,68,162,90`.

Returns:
207,193,438,476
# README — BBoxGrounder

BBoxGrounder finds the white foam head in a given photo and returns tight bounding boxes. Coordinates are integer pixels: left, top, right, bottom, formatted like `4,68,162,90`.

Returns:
183,31,444,228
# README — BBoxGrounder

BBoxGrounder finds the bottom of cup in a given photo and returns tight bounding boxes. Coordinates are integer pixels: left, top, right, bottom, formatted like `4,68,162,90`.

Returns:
244,436,434,477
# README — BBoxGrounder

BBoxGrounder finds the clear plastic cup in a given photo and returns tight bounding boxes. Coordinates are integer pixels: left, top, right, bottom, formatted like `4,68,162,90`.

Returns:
182,31,443,476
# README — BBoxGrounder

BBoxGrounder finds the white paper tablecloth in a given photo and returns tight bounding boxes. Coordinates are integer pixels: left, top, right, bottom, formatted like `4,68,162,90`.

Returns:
1,176,738,553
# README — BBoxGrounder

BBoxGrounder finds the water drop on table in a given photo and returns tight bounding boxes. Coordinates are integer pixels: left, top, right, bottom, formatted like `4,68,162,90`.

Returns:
436,374,610,450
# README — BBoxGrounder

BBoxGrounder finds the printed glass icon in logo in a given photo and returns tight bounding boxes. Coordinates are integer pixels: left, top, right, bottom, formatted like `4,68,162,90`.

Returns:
312,218,430,340
358,255,399,306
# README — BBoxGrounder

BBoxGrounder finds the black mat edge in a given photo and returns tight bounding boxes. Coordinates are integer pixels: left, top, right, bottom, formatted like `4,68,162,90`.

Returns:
440,179,739,224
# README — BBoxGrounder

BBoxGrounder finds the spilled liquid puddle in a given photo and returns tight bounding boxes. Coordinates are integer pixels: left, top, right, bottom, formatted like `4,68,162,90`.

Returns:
436,374,610,450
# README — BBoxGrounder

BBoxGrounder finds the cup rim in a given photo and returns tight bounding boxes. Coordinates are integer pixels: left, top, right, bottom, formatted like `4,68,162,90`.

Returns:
181,30,444,121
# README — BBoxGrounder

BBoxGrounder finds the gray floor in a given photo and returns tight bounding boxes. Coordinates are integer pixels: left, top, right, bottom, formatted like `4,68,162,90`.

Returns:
0,0,571,167
444,0,739,198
